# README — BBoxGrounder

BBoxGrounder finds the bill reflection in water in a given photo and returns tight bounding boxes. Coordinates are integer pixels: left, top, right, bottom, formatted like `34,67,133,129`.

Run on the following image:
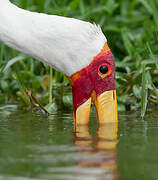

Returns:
74,122,119,179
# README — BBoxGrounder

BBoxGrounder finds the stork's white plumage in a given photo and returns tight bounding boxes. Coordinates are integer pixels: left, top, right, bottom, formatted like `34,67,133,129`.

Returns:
0,0,106,76
0,0,117,125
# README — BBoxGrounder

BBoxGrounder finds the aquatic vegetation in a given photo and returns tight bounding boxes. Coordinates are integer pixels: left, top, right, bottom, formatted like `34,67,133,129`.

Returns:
0,0,157,117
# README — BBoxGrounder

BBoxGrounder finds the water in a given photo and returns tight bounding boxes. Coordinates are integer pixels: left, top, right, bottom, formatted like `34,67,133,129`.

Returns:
0,105,158,180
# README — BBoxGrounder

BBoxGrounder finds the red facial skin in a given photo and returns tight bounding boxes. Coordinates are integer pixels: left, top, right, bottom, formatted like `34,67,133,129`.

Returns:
67,43,116,119
70,51,116,116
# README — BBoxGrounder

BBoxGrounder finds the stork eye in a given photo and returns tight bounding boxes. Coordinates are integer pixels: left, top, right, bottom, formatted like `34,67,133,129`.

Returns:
98,64,112,78
99,65,108,74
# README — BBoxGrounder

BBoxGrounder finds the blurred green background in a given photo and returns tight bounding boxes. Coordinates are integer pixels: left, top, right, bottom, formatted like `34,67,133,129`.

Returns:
0,0,158,116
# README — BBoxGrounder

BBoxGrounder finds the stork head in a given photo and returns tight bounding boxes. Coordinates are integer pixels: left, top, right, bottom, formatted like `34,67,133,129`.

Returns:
68,43,117,125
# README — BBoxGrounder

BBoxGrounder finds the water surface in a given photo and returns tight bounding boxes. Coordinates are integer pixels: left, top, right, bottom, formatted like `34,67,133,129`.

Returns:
0,105,158,180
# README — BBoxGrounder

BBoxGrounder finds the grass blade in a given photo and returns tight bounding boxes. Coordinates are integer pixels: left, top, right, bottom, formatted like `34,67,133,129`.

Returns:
0,43,4,66
121,29,134,56
148,0,158,28
147,42,158,69
2,54,27,72
49,67,53,104
141,64,148,118
139,0,153,14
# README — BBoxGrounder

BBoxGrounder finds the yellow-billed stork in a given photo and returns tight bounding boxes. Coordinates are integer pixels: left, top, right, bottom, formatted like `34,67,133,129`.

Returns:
0,0,117,124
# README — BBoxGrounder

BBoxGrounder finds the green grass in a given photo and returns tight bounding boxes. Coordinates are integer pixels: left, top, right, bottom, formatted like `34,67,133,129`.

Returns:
0,0,158,116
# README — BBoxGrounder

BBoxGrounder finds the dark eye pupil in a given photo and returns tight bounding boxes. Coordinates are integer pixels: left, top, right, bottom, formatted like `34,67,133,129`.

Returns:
99,65,108,74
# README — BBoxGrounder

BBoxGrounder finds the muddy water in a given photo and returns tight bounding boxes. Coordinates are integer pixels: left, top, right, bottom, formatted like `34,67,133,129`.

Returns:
0,106,157,180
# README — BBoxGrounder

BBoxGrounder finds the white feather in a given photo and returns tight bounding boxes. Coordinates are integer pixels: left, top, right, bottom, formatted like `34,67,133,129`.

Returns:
0,0,107,76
